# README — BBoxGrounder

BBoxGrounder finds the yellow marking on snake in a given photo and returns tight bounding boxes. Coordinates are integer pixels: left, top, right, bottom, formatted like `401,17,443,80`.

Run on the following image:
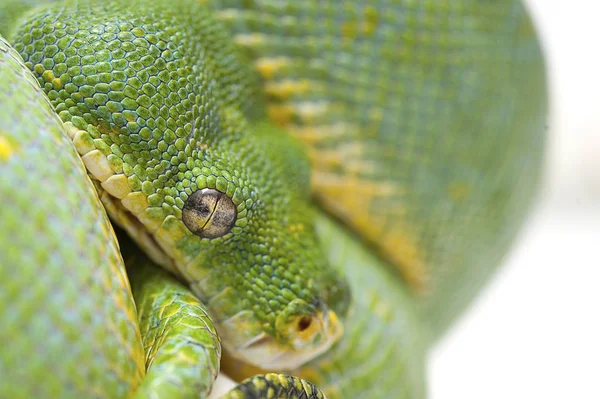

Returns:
288,123,359,145
264,79,317,100
288,223,305,233
313,171,428,290
254,57,291,79
381,231,429,290
312,171,397,236
52,78,62,89
0,134,16,161
41,69,54,82
288,119,429,289
267,104,294,126
309,142,377,174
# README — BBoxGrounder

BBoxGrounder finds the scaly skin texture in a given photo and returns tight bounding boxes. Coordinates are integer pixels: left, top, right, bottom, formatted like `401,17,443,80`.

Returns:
302,214,427,397
125,246,222,399
0,0,547,398
203,0,547,338
8,0,349,368
0,31,328,399
0,35,145,398
221,374,325,399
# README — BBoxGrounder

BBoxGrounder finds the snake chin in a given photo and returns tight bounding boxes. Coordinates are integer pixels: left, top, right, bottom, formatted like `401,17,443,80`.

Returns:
223,310,343,370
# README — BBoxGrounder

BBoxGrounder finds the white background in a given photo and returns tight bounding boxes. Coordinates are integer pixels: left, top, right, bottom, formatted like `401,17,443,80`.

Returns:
430,1,600,398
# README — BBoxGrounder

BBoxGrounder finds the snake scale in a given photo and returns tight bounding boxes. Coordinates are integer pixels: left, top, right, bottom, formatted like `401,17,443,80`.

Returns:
0,0,546,398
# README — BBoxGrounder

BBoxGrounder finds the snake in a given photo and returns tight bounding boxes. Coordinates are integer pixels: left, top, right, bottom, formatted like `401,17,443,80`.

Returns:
0,0,547,398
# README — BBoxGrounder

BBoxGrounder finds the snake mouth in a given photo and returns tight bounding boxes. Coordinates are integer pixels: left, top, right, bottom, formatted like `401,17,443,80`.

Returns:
63,122,188,277
220,310,343,370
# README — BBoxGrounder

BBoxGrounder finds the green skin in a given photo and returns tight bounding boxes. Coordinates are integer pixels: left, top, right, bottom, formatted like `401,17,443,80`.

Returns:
0,0,546,398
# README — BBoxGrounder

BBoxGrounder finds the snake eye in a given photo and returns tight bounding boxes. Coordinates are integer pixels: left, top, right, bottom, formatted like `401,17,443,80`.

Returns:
182,188,237,238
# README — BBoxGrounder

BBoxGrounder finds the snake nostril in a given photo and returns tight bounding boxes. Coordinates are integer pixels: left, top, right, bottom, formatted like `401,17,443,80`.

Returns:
297,315,313,332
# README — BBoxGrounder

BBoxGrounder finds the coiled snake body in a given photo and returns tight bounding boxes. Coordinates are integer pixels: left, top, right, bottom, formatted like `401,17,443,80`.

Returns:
0,1,546,398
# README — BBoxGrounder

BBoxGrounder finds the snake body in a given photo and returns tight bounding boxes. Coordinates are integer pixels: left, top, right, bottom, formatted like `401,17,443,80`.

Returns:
0,0,546,398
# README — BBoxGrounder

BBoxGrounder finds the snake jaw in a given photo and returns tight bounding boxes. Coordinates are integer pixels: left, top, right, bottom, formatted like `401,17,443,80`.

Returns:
222,309,343,370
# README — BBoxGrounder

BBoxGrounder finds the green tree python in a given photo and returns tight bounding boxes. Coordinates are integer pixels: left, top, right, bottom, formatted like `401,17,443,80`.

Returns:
0,0,546,397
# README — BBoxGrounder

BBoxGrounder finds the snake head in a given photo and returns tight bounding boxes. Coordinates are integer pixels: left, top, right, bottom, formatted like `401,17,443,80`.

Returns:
9,2,351,371
178,167,350,370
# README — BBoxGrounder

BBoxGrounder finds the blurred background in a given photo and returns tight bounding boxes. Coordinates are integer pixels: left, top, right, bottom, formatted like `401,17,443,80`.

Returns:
430,1,600,398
